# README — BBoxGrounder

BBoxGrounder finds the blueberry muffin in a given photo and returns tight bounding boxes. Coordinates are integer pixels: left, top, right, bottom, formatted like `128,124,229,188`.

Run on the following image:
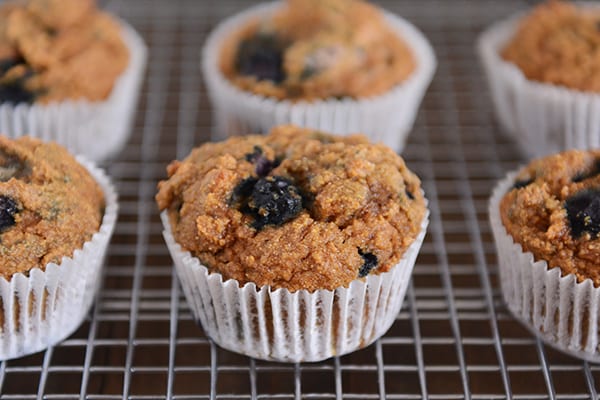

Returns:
490,149,600,361
0,0,129,104
500,150,600,285
158,125,428,361
157,125,426,292
219,0,416,101
501,1,600,93
0,135,104,279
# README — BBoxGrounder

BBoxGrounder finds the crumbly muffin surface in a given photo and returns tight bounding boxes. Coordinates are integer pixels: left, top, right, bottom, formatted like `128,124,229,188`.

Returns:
501,1,600,92
0,0,129,104
219,0,416,101
500,150,600,286
156,125,426,292
0,136,104,280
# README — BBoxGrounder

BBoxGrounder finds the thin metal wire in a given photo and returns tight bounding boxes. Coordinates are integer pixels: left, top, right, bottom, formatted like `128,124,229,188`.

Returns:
294,363,301,400
536,341,557,400
36,347,52,400
407,283,428,399
210,342,217,400
79,290,103,400
334,357,342,400
584,362,598,399
249,358,258,399
375,340,386,400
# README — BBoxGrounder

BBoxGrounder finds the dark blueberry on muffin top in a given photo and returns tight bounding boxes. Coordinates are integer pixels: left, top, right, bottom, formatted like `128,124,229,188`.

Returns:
565,189,600,239
0,150,29,182
235,34,287,83
512,178,534,190
0,77,35,104
572,159,600,183
0,195,18,232
244,145,280,176
232,176,303,230
358,249,378,277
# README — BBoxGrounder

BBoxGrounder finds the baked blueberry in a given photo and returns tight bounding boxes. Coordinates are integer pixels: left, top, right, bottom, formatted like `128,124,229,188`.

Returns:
565,189,600,238
0,195,18,232
245,146,263,163
358,249,378,277
248,176,302,229
572,160,600,183
512,178,533,190
0,78,35,104
405,188,415,200
244,145,280,176
0,151,29,182
235,34,286,83
231,177,258,206
0,57,22,75
233,176,303,230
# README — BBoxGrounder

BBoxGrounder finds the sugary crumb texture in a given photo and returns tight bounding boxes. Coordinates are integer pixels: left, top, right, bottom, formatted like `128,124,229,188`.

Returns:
0,136,104,280
156,125,426,292
0,0,129,104
219,0,416,101
502,0,600,92
500,149,600,287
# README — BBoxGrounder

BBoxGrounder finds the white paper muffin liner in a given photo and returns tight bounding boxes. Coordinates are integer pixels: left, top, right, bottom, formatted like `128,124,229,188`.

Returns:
202,2,436,153
489,171,600,362
0,18,148,162
161,207,429,362
0,158,118,360
477,8,600,158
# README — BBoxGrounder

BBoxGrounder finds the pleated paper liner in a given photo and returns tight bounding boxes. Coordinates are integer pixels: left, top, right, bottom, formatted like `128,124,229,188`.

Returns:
162,205,429,363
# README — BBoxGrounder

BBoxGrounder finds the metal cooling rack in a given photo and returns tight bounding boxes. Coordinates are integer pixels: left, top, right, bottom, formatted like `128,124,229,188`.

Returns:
1,0,598,399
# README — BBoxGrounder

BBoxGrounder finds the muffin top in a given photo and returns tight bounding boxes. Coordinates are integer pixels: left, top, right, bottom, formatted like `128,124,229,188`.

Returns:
219,0,416,101
0,136,104,280
156,125,426,292
0,0,129,104
500,150,600,286
501,1,600,92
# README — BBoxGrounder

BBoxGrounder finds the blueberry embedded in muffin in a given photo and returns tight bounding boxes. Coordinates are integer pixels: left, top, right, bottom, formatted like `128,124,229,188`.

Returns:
565,189,600,239
358,249,378,278
231,175,304,230
235,33,287,83
0,195,18,232
0,66,37,104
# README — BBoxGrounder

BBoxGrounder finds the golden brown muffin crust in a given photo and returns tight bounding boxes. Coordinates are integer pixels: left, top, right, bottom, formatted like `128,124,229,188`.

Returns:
0,0,129,103
0,136,104,280
156,125,426,292
501,1,600,92
219,0,416,101
500,150,600,287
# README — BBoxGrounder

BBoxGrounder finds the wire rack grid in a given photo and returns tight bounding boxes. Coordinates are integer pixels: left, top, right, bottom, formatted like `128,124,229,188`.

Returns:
1,0,599,399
